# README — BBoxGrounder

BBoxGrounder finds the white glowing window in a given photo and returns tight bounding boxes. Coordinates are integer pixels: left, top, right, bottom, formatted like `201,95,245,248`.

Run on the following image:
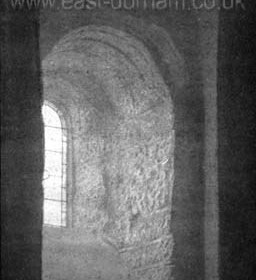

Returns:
42,102,67,227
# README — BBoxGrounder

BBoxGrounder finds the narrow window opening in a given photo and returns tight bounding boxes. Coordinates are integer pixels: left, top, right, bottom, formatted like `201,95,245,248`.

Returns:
42,102,67,227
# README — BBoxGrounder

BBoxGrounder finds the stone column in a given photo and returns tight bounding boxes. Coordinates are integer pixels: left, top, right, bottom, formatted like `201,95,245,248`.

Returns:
198,7,219,280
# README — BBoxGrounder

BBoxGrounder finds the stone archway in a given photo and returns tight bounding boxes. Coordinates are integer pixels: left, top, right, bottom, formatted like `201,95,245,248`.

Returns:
42,24,184,280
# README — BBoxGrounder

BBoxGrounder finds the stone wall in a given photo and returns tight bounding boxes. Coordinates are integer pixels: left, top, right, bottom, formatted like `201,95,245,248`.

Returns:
218,4,256,280
0,5,207,279
42,21,180,279
40,6,207,280
2,2,255,280
1,3,43,280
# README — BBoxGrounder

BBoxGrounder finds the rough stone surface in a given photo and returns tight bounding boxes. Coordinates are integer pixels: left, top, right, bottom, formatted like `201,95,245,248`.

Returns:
40,9,207,280
3,3,255,280
42,23,178,280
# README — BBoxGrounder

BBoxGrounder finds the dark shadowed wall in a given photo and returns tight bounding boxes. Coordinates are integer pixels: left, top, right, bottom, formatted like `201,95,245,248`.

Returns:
1,2,43,280
218,3,256,280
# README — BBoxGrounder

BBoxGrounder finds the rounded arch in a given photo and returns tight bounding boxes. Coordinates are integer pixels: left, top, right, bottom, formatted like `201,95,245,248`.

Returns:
43,100,66,129
42,102,62,127
40,10,186,91
42,19,185,280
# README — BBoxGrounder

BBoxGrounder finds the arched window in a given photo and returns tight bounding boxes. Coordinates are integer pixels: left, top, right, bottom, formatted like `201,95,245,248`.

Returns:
42,102,67,227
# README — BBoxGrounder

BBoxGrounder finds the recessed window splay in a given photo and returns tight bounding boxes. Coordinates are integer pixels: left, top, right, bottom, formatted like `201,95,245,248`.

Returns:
42,102,67,227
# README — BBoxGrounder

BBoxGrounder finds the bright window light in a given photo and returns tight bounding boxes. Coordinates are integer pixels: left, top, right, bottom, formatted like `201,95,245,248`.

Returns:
42,103,67,227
